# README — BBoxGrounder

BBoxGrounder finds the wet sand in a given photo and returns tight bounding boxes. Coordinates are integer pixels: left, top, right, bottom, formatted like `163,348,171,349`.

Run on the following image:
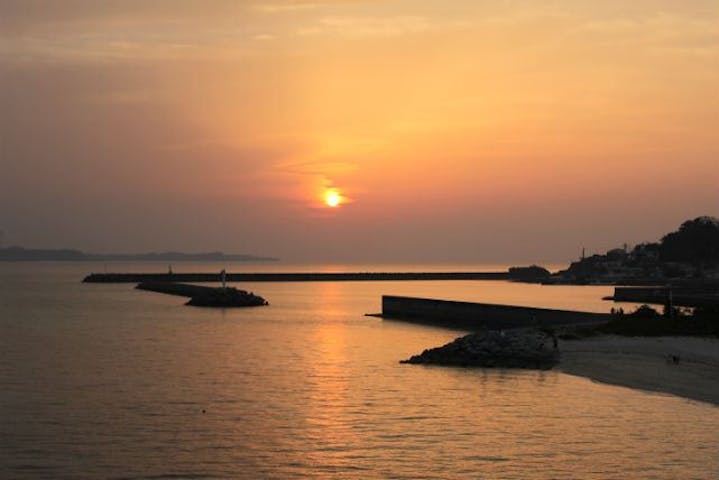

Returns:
559,336,719,406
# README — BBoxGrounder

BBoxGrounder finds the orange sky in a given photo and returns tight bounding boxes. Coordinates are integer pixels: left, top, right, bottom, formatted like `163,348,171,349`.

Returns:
1,1,717,262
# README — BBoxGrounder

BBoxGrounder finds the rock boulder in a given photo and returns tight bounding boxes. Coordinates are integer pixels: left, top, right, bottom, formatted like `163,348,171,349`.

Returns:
400,329,559,369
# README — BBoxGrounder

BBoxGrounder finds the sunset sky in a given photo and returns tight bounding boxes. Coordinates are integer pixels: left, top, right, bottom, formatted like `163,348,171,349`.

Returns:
1,0,717,263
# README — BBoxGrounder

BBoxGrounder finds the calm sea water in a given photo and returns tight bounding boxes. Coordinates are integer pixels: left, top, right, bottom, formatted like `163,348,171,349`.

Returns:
1,262,718,479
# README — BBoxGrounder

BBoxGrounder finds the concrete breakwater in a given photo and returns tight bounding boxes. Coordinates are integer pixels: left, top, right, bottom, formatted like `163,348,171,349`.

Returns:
136,282,268,307
84,271,509,283
610,286,719,307
381,295,610,331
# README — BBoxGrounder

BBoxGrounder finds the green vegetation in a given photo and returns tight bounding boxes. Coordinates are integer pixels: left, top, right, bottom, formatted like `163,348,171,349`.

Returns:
561,304,719,338
659,216,719,265
602,305,719,337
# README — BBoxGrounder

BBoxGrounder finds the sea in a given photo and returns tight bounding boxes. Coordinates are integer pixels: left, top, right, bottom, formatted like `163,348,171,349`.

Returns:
1,262,718,479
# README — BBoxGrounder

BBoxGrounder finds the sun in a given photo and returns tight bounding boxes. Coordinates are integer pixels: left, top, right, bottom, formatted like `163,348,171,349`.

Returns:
324,189,342,208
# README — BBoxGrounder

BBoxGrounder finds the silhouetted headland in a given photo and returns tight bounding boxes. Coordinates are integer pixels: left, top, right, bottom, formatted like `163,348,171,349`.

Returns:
136,282,268,307
550,216,719,285
84,271,509,283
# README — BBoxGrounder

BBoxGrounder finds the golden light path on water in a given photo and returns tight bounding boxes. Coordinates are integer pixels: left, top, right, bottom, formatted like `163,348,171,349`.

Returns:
1,262,718,479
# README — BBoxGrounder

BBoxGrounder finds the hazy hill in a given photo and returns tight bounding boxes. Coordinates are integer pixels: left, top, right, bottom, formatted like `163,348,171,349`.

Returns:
0,246,277,262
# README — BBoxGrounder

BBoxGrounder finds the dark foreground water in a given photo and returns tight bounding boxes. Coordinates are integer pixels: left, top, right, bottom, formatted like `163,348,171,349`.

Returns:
1,263,718,479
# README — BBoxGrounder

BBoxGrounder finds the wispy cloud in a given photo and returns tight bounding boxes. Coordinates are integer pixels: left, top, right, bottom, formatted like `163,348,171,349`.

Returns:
297,15,432,37
255,2,323,14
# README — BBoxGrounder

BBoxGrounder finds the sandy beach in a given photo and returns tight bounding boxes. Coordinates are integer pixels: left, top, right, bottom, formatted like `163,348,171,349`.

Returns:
559,336,719,406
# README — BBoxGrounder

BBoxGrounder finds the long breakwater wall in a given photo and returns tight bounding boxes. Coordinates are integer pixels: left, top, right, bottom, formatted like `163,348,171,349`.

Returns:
382,295,610,331
83,272,509,283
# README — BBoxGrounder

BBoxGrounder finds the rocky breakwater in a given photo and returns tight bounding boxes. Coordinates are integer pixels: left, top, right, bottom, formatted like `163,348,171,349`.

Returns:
401,329,559,369
135,282,268,308
186,287,268,307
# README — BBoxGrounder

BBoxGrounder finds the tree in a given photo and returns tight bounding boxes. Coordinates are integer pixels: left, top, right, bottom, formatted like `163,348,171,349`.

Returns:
659,216,719,265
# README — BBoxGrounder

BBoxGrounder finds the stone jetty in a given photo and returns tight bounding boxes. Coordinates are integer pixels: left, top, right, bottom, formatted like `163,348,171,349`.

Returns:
135,282,268,308
401,329,559,369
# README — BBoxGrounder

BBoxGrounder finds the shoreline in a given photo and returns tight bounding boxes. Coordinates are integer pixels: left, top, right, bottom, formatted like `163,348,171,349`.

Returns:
558,335,719,406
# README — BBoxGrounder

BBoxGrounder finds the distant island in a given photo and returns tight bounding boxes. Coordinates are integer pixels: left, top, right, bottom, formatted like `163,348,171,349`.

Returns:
0,246,278,262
